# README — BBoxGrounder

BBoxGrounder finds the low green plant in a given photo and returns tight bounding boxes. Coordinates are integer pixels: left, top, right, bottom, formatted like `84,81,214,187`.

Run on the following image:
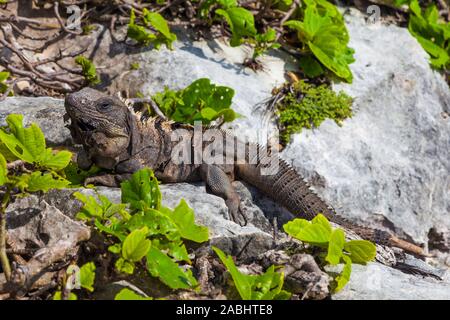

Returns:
114,288,152,300
283,214,377,292
127,8,177,49
75,168,209,290
0,71,13,96
284,0,355,82
53,262,96,300
213,247,291,300
0,114,72,280
75,56,100,85
276,80,352,144
152,78,239,124
407,0,449,70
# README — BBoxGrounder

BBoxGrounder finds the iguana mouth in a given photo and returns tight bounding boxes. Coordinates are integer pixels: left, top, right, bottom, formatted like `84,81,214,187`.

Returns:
77,119,96,132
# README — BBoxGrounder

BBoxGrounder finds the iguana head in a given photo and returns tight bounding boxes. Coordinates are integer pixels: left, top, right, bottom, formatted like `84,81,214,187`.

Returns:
65,87,136,169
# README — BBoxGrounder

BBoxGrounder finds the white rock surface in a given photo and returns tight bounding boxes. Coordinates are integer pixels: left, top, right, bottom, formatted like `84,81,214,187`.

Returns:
332,262,450,300
1,9,449,299
282,10,450,246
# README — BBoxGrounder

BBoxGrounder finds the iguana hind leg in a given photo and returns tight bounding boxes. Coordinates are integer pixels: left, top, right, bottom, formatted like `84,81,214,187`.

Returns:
200,164,247,226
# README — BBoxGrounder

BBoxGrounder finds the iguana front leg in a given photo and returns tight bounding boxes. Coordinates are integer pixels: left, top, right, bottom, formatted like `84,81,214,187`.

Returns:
85,173,132,187
200,164,247,226
84,158,143,187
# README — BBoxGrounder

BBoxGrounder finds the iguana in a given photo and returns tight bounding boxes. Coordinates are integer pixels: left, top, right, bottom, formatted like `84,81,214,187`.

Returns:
64,87,425,256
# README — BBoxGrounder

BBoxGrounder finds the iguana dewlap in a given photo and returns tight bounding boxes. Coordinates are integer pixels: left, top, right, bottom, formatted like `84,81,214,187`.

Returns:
64,87,425,256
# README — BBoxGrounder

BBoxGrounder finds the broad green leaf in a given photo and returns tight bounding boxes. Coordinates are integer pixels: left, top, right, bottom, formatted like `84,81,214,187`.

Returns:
283,218,311,237
299,55,324,78
0,71,9,82
121,168,161,211
169,199,209,243
335,254,352,292
115,257,135,274
284,216,331,245
408,0,450,70
122,227,151,262
17,171,70,192
295,223,331,245
95,219,127,242
143,9,177,49
216,7,257,46
127,208,179,239
213,246,253,300
0,114,71,170
152,78,236,125
326,229,345,265
165,241,191,262
74,192,106,220
146,247,198,289
38,149,72,171
344,240,377,264
79,262,96,292
0,114,45,162
114,288,152,300
311,213,332,234
75,56,100,85
213,247,290,300
0,153,7,185
63,162,101,186
108,243,121,254
284,1,354,82
252,266,290,300
53,291,78,300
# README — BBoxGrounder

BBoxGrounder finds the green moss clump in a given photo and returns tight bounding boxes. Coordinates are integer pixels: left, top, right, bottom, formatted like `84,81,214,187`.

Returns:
276,81,353,144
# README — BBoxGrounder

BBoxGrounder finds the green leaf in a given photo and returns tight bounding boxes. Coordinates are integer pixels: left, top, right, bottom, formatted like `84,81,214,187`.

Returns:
38,149,72,171
283,215,331,245
114,288,152,300
75,56,100,85
326,229,345,265
216,7,257,46
213,247,290,300
146,247,198,289
168,199,209,243
127,208,179,239
283,218,311,236
79,262,96,292
0,71,9,83
252,266,290,300
108,243,121,254
143,10,177,49
0,153,7,185
115,257,135,274
407,0,450,69
213,246,252,300
284,1,354,82
0,114,45,163
122,227,151,262
53,291,78,300
311,213,332,233
344,240,377,264
0,114,72,171
298,55,324,78
63,162,101,186
152,78,236,125
121,168,161,211
335,254,352,292
17,171,70,192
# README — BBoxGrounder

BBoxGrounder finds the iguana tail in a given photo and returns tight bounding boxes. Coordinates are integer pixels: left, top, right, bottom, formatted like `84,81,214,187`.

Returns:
235,149,426,256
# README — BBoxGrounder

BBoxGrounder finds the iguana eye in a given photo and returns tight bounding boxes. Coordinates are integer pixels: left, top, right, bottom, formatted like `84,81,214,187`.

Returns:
96,100,112,112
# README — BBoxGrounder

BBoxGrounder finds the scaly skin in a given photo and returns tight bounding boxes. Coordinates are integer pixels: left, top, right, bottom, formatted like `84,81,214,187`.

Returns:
64,88,425,256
